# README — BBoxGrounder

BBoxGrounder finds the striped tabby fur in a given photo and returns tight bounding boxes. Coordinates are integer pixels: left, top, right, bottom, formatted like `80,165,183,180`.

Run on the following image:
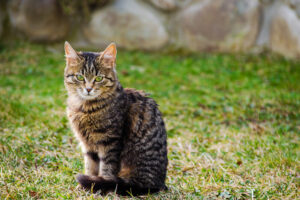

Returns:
64,42,168,195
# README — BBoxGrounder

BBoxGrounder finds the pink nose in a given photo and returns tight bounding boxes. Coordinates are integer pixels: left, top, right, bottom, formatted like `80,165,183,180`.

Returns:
86,87,92,93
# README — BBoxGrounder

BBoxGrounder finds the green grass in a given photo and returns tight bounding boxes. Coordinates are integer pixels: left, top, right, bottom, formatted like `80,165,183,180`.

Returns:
0,42,299,199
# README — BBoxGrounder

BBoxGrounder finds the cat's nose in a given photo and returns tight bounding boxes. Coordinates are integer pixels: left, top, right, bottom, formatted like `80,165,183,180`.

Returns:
86,87,92,93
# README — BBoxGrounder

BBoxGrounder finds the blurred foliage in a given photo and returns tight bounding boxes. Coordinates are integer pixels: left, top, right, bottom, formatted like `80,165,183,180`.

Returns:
57,0,110,19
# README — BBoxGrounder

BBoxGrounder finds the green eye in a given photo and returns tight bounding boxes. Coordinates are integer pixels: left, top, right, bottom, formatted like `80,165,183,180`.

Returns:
76,75,84,81
95,76,103,82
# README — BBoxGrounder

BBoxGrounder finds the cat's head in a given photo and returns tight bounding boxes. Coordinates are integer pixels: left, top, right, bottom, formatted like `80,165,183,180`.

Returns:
64,42,118,100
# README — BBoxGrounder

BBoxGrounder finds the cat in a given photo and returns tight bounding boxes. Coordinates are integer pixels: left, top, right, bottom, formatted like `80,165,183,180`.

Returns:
64,41,168,195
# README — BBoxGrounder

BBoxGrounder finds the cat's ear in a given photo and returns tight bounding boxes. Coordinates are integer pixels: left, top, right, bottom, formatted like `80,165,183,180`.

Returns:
99,43,117,68
64,41,80,65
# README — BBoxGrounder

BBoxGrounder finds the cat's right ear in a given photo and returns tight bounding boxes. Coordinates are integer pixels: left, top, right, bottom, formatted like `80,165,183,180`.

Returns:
64,41,80,66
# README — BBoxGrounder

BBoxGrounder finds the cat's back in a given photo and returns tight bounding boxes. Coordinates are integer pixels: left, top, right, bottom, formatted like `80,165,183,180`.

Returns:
124,88,166,135
124,88,162,130
122,88,168,187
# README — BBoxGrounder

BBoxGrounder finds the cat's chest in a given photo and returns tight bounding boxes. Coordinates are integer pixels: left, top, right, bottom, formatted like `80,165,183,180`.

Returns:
67,108,109,142
69,109,98,127
68,106,120,145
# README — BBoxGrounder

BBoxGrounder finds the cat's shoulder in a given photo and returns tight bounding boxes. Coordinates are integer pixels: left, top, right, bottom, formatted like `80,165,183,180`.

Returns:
124,88,149,98
124,88,157,106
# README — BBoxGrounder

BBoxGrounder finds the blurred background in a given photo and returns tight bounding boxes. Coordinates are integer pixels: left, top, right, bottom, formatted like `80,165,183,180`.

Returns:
1,0,300,59
0,0,299,199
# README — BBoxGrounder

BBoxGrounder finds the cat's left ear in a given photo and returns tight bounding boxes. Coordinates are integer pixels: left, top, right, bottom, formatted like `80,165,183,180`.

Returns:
64,41,79,59
99,43,117,68
64,41,81,67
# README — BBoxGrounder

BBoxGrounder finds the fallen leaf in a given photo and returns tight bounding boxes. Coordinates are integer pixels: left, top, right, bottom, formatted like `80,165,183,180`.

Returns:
29,191,39,198
182,166,194,172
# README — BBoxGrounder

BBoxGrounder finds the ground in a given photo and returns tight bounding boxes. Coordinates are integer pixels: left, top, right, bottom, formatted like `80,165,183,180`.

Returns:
0,42,299,199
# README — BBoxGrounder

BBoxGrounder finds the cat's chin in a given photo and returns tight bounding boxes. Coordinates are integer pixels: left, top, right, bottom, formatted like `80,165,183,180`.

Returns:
78,93,99,101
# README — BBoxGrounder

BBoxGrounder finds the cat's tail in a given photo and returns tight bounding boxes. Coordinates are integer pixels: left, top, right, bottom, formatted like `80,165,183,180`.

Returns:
76,174,166,196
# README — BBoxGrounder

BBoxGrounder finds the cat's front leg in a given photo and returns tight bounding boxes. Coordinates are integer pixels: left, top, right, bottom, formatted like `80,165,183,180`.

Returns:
84,151,100,176
98,143,122,180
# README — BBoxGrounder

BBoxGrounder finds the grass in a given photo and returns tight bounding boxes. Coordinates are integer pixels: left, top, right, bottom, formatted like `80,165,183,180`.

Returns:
0,41,299,199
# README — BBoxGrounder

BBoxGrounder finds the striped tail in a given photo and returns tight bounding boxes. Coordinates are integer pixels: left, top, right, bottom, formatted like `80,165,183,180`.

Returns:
76,174,166,196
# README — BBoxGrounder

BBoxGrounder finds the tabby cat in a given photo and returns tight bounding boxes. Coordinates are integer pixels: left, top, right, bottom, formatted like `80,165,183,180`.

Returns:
64,42,168,195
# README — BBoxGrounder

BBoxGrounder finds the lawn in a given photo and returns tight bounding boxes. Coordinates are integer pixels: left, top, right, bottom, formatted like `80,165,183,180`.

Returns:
0,42,299,199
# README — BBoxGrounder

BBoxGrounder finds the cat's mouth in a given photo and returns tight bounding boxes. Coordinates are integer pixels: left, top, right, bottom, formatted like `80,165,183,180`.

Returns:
77,89,99,100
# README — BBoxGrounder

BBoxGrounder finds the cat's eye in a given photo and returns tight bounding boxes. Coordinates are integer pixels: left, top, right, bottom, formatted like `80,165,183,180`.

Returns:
95,76,103,82
76,75,84,81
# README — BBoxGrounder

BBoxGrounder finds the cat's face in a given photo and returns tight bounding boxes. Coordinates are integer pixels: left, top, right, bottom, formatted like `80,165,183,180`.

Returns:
64,42,117,100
